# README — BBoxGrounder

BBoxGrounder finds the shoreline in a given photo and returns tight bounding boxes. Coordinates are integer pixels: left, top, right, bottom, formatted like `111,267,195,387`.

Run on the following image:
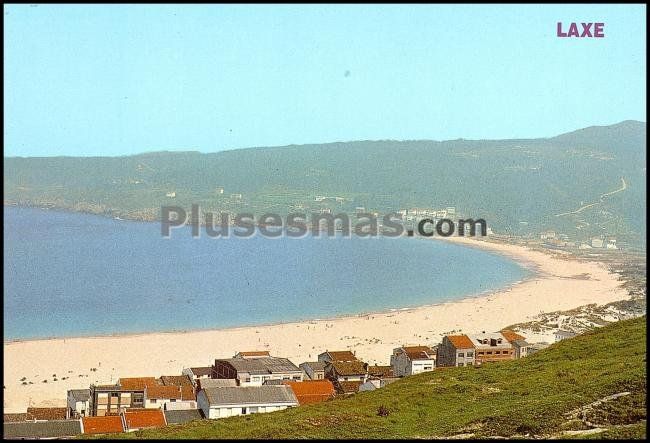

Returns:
3,235,630,412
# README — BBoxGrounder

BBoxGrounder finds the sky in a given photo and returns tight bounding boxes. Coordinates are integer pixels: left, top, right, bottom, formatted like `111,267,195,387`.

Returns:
4,4,646,157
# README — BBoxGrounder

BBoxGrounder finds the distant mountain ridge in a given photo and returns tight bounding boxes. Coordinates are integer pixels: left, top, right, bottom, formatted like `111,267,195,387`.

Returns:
4,121,646,245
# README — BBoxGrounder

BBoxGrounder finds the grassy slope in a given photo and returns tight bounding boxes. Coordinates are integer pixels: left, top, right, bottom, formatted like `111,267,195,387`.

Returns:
100,316,646,439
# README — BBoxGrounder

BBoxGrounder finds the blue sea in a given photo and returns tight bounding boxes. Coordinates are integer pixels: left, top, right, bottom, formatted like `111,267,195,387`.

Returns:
4,207,530,340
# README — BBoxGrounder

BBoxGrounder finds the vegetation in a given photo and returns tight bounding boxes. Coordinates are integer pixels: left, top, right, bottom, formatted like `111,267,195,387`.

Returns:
4,121,646,244
90,316,646,439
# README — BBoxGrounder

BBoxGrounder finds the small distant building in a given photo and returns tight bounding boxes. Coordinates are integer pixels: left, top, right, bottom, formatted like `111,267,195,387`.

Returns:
283,380,335,405
391,345,437,377
212,356,303,386
122,408,166,432
299,361,327,380
182,367,213,386
437,335,476,367
82,415,125,435
555,330,578,342
197,386,299,419
3,420,82,439
540,231,556,240
215,187,224,195
67,389,91,418
317,350,359,364
145,385,196,409
591,238,605,248
230,193,243,200
166,191,176,198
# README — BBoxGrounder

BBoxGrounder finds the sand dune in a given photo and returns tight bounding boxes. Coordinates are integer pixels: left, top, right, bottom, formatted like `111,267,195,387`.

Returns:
3,237,628,412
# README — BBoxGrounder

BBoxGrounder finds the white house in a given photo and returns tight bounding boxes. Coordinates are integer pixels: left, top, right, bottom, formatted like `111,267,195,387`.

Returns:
390,346,437,377
67,389,90,418
182,367,212,386
554,330,578,342
197,386,299,419
212,356,303,386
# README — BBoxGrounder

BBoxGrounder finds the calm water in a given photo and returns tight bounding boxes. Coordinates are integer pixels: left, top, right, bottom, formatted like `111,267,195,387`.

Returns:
4,207,530,340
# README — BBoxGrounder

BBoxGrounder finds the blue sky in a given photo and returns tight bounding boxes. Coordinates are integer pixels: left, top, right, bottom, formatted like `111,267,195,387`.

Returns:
4,4,646,157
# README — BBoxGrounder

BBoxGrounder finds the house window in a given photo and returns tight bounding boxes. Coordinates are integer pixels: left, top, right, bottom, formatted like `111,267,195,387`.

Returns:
317,374,323,379
458,362,464,367
467,352,474,357
241,407,247,414
292,375,301,380
170,399,176,402
110,393,119,398
150,399,157,404
245,377,252,383
487,351,492,355
283,376,290,380
458,352,464,358
495,351,501,355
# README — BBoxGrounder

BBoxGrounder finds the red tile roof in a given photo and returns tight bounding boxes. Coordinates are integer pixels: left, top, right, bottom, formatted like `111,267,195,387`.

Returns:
82,416,124,434
402,345,437,360
367,365,394,378
26,407,67,421
122,409,166,430
283,380,335,405
446,335,475,349
146,385,195,400
160,375,193,387
119,377,159,390
500,330,526,343
337,381,363,394
330,361,367,376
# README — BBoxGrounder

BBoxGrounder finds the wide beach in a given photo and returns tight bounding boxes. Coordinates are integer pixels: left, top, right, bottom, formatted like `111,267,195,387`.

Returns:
3,236,629,412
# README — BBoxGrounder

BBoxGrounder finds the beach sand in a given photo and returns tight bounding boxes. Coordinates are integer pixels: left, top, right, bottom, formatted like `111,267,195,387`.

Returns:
3,237,629,412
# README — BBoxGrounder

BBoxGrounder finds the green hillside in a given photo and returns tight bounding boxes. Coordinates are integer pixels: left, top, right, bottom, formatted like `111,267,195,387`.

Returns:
94,316,646,439
4,121,646,244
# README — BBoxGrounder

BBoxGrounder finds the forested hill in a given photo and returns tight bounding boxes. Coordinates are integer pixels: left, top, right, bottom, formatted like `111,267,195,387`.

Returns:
4,120,646,244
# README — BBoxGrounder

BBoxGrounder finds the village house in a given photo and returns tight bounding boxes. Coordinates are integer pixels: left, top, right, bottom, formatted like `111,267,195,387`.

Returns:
282,380,336,405
501,329,531,359
471,333,515,364
555,330,578,342
212,355,303,386
197,386,299,419
89,383,144,416
67,389,90,418
436,335,476,367
325,360,368,383
317,350,359,364
182,367,213,386
299,361,327,380
390,345,437,377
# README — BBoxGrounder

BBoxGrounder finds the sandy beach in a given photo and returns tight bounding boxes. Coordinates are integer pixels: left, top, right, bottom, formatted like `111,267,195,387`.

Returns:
3,236,629,412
